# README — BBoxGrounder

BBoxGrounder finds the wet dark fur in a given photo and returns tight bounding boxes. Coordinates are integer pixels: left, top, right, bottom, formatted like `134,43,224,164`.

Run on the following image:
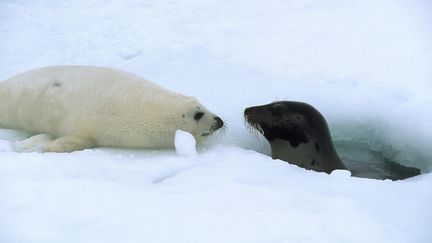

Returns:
244,101,346,174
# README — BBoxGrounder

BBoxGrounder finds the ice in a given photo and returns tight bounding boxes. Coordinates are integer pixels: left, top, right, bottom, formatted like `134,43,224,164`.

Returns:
0,140,12,152
175,130,197,157
330,169,352,178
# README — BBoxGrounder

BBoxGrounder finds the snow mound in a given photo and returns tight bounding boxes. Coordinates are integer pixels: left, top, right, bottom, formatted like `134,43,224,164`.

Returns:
331,169,352,178
175,130,197,157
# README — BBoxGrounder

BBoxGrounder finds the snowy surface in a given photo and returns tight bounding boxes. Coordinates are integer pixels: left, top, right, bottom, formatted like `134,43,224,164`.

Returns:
1,0,432,242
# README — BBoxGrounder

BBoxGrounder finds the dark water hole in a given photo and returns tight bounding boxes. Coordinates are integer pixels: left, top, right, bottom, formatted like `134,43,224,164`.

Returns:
334,141,421,180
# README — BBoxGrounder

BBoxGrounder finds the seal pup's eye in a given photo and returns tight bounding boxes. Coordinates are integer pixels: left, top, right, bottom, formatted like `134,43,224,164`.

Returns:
194,112,205,121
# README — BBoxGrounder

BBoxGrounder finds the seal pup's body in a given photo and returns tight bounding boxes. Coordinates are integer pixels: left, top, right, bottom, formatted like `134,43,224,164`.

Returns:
0,65,223,152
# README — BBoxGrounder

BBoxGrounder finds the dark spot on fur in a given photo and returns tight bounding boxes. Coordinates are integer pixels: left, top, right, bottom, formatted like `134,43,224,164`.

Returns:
311,159,316,166
182,114,185,118
315,142,320,152
297,116,301,120
53,82,61,87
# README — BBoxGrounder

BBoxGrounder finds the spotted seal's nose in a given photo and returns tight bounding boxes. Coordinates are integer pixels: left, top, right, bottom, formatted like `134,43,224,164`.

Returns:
214,116,224,130
244,107,253,116
244,107,259,123
244,107,259,118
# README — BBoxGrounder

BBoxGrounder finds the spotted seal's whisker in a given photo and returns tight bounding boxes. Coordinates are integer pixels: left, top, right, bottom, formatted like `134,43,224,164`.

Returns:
254,124,264,135
244,120,271,154
244,120,264,136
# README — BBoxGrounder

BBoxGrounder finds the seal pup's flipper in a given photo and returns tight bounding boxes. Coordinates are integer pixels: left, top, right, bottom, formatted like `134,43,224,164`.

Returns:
14,133,54,152
43,136,94,153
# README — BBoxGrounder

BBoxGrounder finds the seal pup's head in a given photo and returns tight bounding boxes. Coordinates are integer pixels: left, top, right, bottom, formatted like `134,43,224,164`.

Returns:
244,101,346,173
178,97,224,143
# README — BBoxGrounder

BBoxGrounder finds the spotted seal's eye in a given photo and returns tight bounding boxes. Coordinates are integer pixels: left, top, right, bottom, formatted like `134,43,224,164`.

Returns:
194,112,205,121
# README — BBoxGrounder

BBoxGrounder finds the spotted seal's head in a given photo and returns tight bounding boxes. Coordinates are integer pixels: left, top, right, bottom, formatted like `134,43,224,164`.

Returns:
244,101,346,173
244,101,330,147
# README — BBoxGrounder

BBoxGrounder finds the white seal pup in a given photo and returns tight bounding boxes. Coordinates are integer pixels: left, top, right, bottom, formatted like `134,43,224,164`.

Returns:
0,65,224,152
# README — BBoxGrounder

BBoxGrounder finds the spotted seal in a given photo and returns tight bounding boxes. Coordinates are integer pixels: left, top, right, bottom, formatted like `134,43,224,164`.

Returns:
244,101,346,173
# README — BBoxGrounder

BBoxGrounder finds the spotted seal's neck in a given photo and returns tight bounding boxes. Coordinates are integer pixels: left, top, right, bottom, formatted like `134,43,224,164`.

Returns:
270,138,346,174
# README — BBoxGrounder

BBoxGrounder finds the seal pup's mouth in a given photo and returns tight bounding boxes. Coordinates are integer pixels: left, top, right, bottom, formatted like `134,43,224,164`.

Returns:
210,116,225,132
202,116,226,137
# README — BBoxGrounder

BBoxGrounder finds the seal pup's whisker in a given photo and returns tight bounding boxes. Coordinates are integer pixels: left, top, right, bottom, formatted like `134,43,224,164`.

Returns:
208,123,228,138
220,123,228,136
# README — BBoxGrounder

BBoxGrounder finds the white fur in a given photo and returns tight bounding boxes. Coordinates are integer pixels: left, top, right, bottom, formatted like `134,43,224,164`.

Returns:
0,65,221,152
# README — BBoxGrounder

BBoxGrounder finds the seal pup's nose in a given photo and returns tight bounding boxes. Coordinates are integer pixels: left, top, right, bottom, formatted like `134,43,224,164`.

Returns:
214,116,224,129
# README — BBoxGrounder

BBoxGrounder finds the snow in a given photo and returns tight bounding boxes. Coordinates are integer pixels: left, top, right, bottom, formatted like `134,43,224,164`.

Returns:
175,130,197,157
330,169,352,178
1,0,432,242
